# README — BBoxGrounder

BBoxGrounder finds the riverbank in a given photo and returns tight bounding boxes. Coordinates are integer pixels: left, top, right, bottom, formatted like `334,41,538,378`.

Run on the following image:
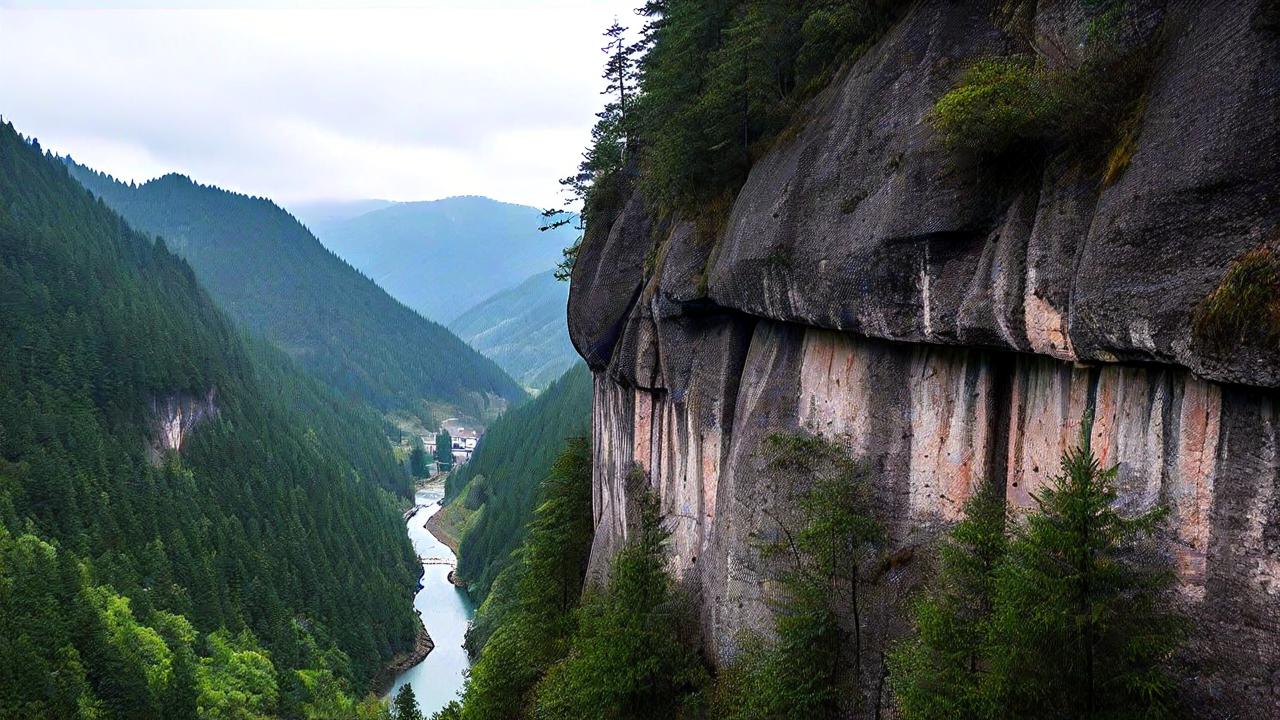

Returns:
370,616,435,696
424,510,469,589
424,508,460,554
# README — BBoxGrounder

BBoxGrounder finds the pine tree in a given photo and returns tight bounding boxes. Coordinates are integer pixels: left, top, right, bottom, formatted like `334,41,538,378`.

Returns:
985,432,1187,718
392,684,424,720
530,489,708,720
715,432,882,720
434,431,453,471
888,481,1007,720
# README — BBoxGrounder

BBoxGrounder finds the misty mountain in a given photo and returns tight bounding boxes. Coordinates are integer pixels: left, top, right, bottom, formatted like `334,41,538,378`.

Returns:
306,195,571,324
449,269,577,390
66,161,526,428
289,198,396,228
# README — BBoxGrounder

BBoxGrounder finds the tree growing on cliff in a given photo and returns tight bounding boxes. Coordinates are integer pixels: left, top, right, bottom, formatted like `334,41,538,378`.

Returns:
887,481,1008,720
531,489,708,719
889,431,1188,719
715,432,882,719
985,433,1186,719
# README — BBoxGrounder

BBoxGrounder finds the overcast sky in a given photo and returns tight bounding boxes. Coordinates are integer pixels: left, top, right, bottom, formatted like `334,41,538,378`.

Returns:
0,0,639,209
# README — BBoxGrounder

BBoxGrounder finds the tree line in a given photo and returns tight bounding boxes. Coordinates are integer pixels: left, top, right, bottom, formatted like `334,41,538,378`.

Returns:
0,120,421,718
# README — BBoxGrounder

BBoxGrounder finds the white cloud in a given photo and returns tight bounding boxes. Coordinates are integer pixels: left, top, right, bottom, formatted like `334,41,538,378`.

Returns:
0,0,639,208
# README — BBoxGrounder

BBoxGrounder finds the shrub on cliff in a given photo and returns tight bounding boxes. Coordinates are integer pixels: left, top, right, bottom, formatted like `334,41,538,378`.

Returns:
933,3,1155,165
713,432,882,720
889,433,1187,720
930,57,1063,155
1193,245,1280,350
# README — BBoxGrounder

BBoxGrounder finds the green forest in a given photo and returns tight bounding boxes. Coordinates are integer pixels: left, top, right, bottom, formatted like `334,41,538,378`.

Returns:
65,162,527,431
0,121,421,718
443,363,593,604
548,0,903,277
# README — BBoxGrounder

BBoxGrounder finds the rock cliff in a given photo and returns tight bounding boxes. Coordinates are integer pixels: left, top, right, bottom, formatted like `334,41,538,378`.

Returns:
568,0,1279,716
148,389,219,461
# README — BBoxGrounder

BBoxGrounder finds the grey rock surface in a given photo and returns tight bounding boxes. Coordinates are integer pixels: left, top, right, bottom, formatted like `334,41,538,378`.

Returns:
567,1,1280,716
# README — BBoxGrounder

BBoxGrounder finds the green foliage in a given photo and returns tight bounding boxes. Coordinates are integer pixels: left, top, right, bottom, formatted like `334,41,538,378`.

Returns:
392,685,424,720
295,669,392,720
553,1,899,277
0,120,419,716
197,631,279,719
449,438,594,719
64,161,527,427
530,491,709,720
931,57,1063,155
446,364,592,601
713,432,882,720
410,436,430,479
887,483,1008,720
435,431,454,472
932,6,1154,162
986,436,1185,718
1193,245,1280,349
632,0,899,219
888,433,1187,719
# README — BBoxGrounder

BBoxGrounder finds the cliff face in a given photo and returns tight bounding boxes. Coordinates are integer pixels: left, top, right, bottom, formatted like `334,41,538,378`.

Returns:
569,0,1278,716
148,390,219,461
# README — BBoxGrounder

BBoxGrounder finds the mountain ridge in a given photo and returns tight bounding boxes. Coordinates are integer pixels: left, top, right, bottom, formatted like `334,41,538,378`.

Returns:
306,194,571,324
65,160,526,429
448,269,577,390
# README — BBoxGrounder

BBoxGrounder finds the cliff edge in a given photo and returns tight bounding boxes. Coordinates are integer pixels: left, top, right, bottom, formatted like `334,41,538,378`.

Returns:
569,1,1279,716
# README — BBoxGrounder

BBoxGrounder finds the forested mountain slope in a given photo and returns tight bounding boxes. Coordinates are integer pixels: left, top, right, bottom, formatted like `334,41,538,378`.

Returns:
306,196,570,324
65,162,525,428
448,269,576,390
443,363,592,602
1,121,418,717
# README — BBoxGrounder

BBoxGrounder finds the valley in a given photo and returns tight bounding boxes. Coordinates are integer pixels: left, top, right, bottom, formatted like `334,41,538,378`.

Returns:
2,1,1277,719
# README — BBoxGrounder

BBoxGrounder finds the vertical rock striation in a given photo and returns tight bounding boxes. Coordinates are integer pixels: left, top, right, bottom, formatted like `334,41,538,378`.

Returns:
568,0,1280,715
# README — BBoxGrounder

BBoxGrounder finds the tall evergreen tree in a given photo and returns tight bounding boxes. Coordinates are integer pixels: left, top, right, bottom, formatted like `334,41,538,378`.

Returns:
985,432,1186,719
530,490,708,720
715,432,882,720
453,438,594,719
392,684,423,720
888,482,1008,720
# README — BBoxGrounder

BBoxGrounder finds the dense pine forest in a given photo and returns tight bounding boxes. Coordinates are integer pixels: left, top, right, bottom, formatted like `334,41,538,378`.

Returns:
65,162,526,431
442,363,592,604
0,120,420,718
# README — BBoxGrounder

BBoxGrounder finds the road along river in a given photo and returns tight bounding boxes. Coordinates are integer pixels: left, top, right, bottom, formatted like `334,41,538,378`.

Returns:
384,483,475,714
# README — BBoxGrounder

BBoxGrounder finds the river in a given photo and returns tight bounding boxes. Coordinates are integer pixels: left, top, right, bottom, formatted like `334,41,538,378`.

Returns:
384,483,476,714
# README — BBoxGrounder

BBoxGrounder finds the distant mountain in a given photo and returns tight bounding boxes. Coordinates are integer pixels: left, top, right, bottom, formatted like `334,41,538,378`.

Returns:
307,195,572,324
289,198,395,229
449,269,576,390
66,162,526,428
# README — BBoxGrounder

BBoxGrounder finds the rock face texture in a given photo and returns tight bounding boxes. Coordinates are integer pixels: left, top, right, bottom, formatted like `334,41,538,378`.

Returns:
148,390,219,461
569,0,1279,717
